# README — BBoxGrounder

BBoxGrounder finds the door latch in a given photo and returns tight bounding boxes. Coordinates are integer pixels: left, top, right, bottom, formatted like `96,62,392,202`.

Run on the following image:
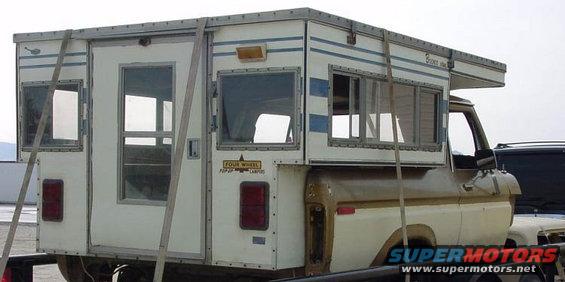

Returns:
187,138,200,159
491,175,501,195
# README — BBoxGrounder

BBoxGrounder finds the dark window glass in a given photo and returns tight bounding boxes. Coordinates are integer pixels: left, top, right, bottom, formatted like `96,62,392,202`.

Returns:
22,83,80,147
329,68,441,148
123,138,171,201
220,72,295,144
331,74,360,139
420,91,439,144
379,83,415,143
365,79,379,139
497,152,565,213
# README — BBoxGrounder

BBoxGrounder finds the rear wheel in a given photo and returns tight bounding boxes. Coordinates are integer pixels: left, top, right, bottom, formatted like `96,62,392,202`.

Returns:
116,265,152,282
57,255,86,282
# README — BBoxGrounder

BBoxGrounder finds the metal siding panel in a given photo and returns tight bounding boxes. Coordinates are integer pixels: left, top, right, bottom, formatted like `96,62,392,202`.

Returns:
211,20,305,269
306,21,446,166
17,39,89,254
213,36,302,46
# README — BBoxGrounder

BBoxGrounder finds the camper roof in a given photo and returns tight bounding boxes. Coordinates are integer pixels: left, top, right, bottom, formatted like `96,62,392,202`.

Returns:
13,7,505,73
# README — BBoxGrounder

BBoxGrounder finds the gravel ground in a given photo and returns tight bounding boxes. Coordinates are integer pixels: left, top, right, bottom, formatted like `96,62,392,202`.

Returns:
0,223,66,281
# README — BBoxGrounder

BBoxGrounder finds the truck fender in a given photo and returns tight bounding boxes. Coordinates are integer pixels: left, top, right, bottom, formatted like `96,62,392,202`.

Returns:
371,224,436,266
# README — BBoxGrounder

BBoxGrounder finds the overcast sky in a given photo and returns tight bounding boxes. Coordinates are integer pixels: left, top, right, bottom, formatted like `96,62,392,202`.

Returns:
1,0,564,147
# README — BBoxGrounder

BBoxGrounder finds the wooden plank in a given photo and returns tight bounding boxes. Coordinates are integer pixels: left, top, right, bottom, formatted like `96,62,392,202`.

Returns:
0,29,73,278
152,18,207,282
382,30,409,274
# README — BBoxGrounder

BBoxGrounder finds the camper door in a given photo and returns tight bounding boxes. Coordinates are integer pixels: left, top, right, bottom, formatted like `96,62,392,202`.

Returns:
89,36,206,259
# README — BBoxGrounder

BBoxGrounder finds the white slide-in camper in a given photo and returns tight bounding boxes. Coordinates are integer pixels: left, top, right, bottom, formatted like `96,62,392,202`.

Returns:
13,8,515,280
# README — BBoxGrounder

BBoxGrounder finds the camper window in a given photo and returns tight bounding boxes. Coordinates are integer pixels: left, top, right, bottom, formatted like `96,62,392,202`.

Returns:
218,69,299,149
329,66,441,149
420,90,440,144
120,65,173,203
375,82,416,144
21,82,81,149
331,73,360,139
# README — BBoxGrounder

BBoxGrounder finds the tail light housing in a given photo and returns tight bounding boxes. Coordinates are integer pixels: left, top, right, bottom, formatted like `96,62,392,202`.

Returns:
336,207,356,215
308,205,325,264
42,179,63,222
1,267,12,282
240,182,269,230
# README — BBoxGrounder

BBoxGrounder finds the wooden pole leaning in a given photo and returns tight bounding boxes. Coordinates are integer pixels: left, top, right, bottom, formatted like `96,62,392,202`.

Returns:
382,30,410,280
0,29,73,278
153,18,207,282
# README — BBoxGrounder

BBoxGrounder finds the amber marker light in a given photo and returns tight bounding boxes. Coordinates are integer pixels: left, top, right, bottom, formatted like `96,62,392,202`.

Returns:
236,44,267,62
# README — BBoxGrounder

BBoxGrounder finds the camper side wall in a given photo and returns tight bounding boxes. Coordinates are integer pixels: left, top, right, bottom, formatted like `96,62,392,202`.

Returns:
16,39,89,254
211,20,306,270
305,21,449,166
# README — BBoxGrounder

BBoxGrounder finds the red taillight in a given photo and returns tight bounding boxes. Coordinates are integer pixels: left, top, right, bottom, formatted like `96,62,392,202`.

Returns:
42,179,63,222
240,182,269,230
1,267,12,282
336,207,356,215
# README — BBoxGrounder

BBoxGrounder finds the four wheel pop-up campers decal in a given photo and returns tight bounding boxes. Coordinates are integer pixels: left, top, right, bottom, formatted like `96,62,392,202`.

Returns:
221,155,264,174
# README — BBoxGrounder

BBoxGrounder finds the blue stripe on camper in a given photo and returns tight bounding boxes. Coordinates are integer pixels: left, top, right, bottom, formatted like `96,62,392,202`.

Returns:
309,114,328,133
213,51,237,57
393,65,450,81
310,78,328,97
213,47,303,58
213,36,303,46
311,36,383,56
311,47,379,66
19,62,87,69
310,48,449,81
267,47,303,53
310,36,447,72
19,52,87,60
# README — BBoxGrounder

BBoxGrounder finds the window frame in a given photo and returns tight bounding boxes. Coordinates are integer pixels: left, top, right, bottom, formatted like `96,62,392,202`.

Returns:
216,67,301,151
327,65,443,151
117,62,176,206
418,87,442,148
328,69,363,144
448,102,490,169
20,79,84,152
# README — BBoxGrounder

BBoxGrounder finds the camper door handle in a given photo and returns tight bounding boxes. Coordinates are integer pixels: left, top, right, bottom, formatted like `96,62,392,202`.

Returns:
187,138,200,159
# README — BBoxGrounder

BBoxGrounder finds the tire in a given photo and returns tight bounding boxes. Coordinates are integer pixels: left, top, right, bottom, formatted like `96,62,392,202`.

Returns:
116,266,150,282
56,255,87,282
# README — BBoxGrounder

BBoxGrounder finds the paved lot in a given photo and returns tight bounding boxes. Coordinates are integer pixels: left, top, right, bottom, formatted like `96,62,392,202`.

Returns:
0,204,37,224
0,224,65,281
0,205,64,281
